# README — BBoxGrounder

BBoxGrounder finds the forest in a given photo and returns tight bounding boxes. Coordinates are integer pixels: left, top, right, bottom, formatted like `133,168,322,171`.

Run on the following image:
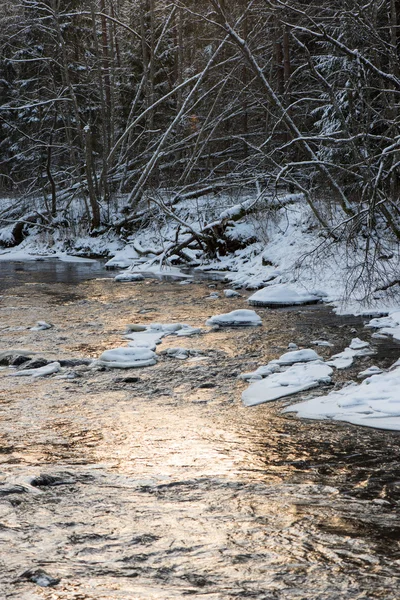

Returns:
1,0,400,291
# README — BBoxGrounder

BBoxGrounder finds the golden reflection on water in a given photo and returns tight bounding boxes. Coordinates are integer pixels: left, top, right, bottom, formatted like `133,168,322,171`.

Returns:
1,275,400,599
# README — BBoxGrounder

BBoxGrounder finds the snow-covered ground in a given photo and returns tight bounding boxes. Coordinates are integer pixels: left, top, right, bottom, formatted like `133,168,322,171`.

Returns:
2,191,400,432
1,192,400,314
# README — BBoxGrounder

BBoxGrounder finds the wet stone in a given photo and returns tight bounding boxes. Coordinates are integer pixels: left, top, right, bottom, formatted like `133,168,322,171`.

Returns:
30,473,75,487
20,358,50,370
19,568,60,587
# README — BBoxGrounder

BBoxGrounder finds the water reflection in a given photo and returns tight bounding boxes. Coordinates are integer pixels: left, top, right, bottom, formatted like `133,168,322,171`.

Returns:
0,268,400,598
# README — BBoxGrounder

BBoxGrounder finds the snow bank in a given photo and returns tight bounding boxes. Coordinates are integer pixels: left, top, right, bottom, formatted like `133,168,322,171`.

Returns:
284,366,400,431
248,284,322,307
98,347,157,368
242,361,333,407
206,309,262,327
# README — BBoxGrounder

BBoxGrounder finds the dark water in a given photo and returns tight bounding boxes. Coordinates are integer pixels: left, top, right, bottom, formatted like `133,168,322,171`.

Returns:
0,258,115,292
1,263,400,599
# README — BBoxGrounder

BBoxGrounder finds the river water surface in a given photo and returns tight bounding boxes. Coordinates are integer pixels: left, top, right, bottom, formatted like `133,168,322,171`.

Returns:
1,260,400,599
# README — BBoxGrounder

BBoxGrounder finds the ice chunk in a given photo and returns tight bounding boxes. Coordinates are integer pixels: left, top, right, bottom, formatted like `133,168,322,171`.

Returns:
242,362,333,407
98,347,157,368
248,284,322,307
284,366,400,431
115,273,145,282
206,309,262,327
275,349,321,365
10,362,61,378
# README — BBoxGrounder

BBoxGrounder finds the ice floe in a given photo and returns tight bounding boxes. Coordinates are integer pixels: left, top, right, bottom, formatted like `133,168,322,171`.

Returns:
242,361,333,407
98,347,157,368
248,284,322,307
326,338,374,369
10,362,61,378
206,309,262,327
284,365,400,430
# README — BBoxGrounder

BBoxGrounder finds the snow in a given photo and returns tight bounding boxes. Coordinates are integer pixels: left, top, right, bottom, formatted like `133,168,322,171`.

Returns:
284,366,400,431
242,361,333,407
10,362,61,378
114,273,145,282
327,339,374,369
206,309,262,327
98,347,157,368
248,284,322,307
273,349,322,365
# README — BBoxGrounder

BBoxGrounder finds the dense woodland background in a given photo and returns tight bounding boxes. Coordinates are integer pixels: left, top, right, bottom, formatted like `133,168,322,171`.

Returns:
1,0,400,268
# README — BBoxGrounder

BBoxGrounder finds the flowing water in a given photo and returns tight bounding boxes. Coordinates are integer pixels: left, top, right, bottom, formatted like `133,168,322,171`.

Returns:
0,261,400,599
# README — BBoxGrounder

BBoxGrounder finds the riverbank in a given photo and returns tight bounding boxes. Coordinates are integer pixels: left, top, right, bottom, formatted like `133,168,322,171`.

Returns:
1,269,400,598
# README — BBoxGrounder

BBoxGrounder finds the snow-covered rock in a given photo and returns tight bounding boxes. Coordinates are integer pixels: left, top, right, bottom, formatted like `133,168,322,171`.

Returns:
223,289,240,298
206,309,262,327
349,337,370,350
327,338,374,369
366,311,400,342
242,361,333,407
273,349,321,365
176,325,202,337
31,321,53,331
284,366,400,430
98,347,157,368
162,347,202,360
114,272,145,282
239,364,281,381
357,366,383,379
248,284,322,307
10,362,61,378
311,340,334,347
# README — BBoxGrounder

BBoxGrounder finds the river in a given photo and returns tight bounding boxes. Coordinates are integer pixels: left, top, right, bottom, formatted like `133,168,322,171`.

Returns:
0,260,399,599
